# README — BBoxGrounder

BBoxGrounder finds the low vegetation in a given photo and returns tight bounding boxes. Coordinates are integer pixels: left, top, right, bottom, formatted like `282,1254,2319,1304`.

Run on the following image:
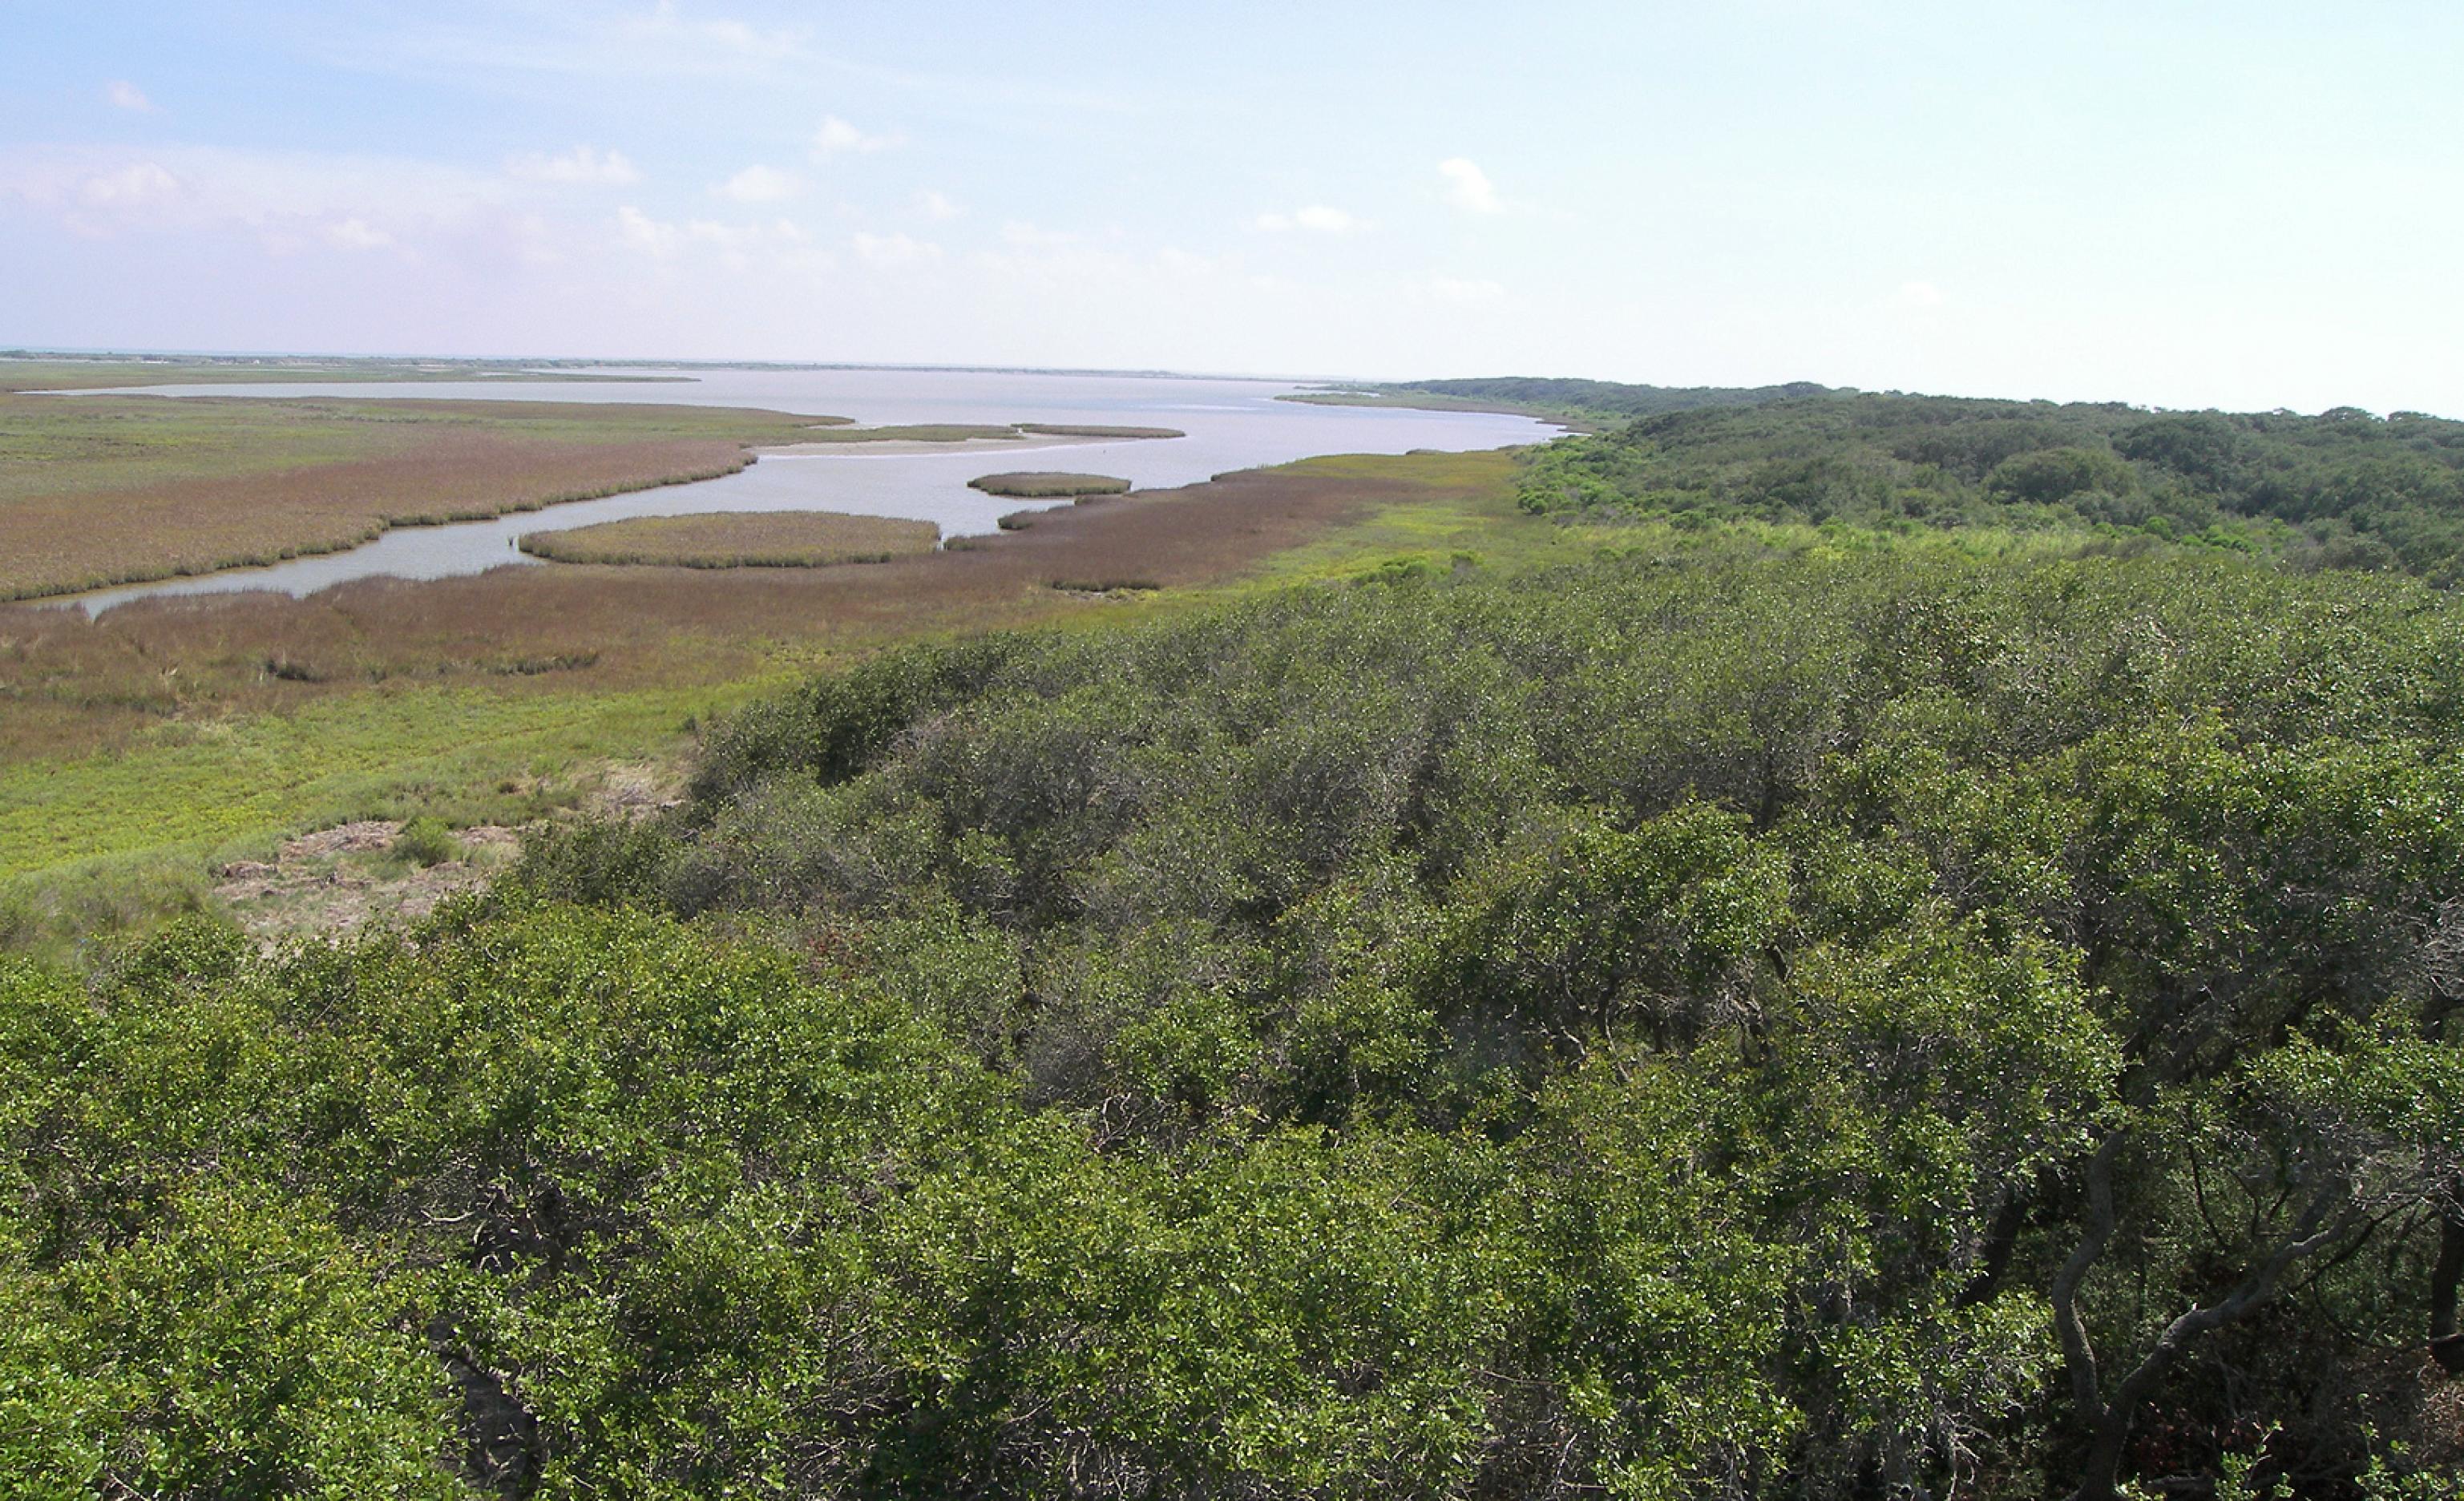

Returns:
517,510,939,568
778,422,1026,444
967,470,1133,498
781,423,1182,446
1288,375,1833,425
0,352,684,391
1015,422,1186,439
0,393,842,599
0,451,1519,920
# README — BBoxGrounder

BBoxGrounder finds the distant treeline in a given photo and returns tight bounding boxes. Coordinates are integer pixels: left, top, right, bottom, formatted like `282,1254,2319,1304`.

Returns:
1384,374,1836,422
1516,391,2464,583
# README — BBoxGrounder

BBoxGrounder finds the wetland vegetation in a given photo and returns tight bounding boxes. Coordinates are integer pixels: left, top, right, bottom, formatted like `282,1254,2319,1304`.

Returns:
0,390,838,599
967,470,1134,498
517,510,940,567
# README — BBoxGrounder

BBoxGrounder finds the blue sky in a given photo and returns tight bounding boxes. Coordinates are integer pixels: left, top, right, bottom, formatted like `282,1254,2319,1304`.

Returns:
5,1,2460,414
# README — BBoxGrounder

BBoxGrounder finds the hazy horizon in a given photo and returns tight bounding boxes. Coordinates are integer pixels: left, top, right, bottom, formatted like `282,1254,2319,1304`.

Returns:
7,2,2462,417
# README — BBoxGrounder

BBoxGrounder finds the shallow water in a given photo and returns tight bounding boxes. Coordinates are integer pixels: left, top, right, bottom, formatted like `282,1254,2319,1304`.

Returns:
55,369,1557,614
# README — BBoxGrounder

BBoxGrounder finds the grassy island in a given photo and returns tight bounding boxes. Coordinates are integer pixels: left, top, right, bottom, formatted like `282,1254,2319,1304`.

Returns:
778,423,1024,444
1015,423,1186,439
516,510,939,567
969,471,1133,498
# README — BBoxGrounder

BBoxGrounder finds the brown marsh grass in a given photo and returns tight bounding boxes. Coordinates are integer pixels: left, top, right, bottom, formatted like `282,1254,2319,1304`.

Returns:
0,393,837,601
0,451,1509,764
969,472,1133,498
1014,424,1185,439
519,510,939,567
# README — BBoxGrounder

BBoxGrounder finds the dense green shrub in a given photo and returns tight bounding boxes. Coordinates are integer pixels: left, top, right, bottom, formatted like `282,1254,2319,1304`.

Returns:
1515,391,2464,579
12,533,2464,1496
501,546,2464,1497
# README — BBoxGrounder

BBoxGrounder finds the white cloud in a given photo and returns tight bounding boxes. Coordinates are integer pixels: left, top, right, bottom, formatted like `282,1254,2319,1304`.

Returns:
1254,204,1369,235
916,188,963,220
1439,157,1501,215
506,146,640,185
713,164,802,203
854,230,943,267
1420,275,1506,306
321,217,396,252
77,161,180,210
1896,279,1946,309
105,80,157,113
812,115,896,156
616,206,826,276
620,204,741,257
0,143,556,267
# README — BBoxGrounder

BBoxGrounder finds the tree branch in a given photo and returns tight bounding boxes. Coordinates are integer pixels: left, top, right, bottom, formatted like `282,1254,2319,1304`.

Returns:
2051,1130,2126,1431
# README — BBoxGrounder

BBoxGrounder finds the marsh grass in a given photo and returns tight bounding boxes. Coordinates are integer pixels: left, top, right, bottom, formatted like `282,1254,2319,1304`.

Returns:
0,450,1533,932
786,423,1025,443
0,393,834,600
519,510,939,568
0,353,691,391
1014,423,1186,439
971,472,1133,498
1049,579,1161,594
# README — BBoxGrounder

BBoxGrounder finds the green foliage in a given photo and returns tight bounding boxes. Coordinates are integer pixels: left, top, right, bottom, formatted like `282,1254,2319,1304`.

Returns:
1351,374,1836,424
393,813,464,867
1514,391,2464,579
14,523,2464,1494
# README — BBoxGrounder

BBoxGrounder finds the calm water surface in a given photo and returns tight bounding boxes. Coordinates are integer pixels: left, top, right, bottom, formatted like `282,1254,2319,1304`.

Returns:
58,369,1557,614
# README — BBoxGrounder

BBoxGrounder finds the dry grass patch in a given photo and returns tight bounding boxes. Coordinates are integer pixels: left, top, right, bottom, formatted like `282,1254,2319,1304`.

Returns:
971,472,1132,498
519,510,939,567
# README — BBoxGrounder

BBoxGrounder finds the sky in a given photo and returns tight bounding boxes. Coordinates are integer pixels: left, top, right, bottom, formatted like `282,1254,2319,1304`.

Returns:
4,1,2461,414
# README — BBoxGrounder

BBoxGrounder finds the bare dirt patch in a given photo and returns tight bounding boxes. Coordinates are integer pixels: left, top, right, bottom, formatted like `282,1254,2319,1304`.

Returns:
213,819,521,941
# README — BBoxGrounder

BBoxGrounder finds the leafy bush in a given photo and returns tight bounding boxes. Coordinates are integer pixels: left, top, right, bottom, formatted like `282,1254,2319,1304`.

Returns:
392,815,463,867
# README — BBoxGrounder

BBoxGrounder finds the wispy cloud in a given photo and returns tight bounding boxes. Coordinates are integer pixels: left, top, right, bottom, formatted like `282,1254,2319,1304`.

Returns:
915,188,963,220
812,115,897,156
0,143,507,257
322,217,396,252
75,161,180,211
1439,157,1501,215
1895,279,1946,309
713,164,802,203
1254,204,1370,235
618,204,824,272
854,230,942,267
105,80,158,113
505,145,640,185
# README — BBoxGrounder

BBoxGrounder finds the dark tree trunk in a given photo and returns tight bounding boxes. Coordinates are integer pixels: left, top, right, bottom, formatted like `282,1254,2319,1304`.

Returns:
2433,1207,2464,1375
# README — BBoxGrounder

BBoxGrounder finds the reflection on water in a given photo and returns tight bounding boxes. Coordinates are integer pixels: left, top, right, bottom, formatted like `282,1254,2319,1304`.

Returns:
58,368,1558,615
